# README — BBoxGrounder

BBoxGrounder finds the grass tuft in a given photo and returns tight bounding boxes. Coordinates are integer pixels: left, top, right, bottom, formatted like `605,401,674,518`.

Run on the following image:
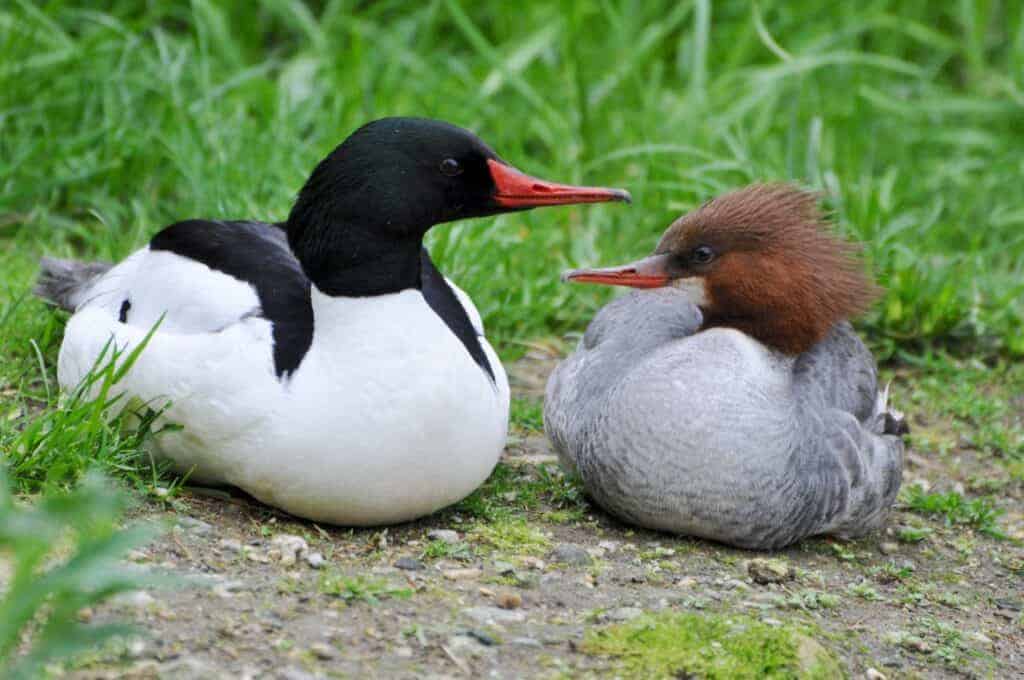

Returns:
903,485,1007,539
317,573,413,606
1,334,168,495
0,470,162,678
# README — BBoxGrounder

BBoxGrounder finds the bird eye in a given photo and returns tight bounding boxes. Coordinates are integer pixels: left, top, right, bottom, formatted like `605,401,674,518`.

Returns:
691,245,715,264
440,158,463,176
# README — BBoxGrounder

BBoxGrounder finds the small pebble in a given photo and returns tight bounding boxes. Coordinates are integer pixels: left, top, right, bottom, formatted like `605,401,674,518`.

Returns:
115,591,155,609
305,552,326,569
271,534,309,566
549,543,592,567
878,542,899,556
995,598,1022,611
493,560,516,575
969,631,993,645
604,606,643,622
899,635,930,653
427,529,460,544
443,568,482,581
467,629,499,646
394,556,425,571
177,516,213,535
446,634,493,658
155,658,218,679
747,558,794,585
462,606,526,624
309,642,336,660
126,638,147,659
218,539,243,554
865,669,887,680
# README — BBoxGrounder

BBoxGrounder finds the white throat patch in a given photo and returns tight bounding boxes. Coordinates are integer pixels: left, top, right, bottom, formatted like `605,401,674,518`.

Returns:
672,277,708,307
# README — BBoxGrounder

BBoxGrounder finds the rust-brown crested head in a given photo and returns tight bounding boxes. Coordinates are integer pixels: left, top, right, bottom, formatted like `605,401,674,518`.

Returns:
562,183,881,355
655,183,880,354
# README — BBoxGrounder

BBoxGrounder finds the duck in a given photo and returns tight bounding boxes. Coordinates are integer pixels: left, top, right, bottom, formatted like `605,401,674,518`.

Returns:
35,117,630,526
544,184,907,550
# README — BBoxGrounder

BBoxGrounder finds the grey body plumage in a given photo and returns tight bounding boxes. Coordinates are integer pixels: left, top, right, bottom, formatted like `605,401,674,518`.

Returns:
545,288,904,550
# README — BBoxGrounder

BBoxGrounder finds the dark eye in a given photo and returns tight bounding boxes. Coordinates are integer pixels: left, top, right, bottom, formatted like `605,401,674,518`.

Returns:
691,245,715,264
440,158,463,176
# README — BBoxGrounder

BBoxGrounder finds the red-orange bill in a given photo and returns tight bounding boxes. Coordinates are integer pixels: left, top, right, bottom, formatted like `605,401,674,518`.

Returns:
488,159,631,208
562,253,673,289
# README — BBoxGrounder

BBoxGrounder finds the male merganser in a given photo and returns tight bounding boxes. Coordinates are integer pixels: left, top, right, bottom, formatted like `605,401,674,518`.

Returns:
545,184,906,550
36,117,630,526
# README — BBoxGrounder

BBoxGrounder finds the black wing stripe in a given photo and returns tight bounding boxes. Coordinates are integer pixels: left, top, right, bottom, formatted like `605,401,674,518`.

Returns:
150,220,314,378
419,249,495,383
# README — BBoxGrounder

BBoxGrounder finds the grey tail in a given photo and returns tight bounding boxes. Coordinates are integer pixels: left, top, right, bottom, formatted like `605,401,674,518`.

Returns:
34,257,113,312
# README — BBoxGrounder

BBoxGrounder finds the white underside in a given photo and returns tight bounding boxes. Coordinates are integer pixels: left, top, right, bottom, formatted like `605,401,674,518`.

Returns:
58,247,510,525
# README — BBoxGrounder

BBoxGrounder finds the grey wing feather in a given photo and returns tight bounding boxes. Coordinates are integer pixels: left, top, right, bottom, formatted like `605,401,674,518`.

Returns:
34,257,113,311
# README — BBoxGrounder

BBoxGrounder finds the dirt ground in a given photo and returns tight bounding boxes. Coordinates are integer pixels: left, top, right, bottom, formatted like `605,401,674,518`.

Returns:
68,353,1023,679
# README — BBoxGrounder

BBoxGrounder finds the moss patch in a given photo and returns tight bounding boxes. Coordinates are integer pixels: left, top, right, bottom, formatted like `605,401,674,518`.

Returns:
468,518,551,556
583,612,842,679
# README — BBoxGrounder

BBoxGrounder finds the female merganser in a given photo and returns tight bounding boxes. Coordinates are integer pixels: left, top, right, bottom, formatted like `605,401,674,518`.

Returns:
36,117,630,526
545,184,906,550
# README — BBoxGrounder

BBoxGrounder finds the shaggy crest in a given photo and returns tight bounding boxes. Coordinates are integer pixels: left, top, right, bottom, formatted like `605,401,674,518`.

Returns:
658,184,880,355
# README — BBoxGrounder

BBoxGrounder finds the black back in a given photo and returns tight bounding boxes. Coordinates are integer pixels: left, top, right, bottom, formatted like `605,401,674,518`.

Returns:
150,220,493,382
151,220,314,378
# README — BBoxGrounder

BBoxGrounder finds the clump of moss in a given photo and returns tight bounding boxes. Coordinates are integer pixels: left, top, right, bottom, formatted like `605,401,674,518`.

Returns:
583,612,842,679
468,518,550,556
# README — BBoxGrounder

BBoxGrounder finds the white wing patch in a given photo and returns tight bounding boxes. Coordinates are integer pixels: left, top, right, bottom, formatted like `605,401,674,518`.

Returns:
75,246,262,335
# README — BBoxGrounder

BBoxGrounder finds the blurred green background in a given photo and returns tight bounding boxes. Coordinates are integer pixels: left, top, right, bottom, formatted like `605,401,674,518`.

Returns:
2,0,1023,381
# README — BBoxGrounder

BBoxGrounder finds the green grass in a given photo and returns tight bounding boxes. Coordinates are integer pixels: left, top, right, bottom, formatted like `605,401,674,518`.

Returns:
0,471,162,678
449,461,588,522
1,333,169,495
903,484,1007,538
419,538,474,561
317,572,413,606
510,397,544,433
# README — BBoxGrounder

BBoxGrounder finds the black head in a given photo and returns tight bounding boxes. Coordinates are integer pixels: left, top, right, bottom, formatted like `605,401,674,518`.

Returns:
287,117,630,296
